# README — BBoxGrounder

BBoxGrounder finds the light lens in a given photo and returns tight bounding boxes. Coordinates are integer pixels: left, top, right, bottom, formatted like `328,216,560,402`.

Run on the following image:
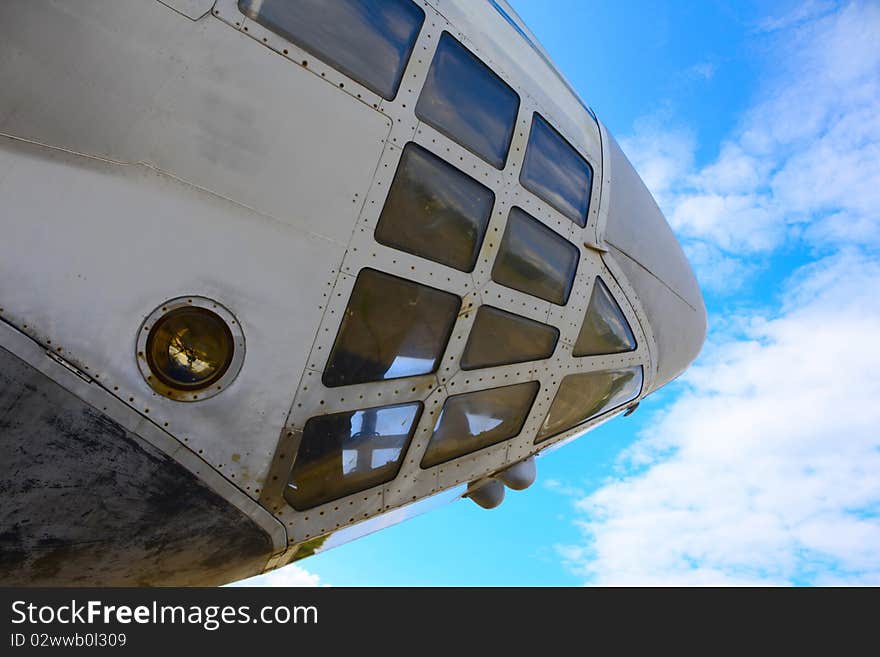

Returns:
146,307,234,391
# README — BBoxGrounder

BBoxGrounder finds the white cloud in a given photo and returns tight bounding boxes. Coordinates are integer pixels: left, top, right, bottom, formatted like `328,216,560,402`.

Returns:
559,251,880,585
618,115,695,207
755,0,838,33
544,478,585,498
619,2,880,291
680,241,758,295
688,62,717,81
557,2,880,585
229,564,325,587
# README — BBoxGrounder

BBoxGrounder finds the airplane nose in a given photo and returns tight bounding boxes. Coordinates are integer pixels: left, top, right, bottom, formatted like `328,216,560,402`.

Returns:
601,133,707,393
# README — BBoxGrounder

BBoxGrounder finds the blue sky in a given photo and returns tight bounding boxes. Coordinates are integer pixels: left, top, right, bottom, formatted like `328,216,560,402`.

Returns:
243,0,880,586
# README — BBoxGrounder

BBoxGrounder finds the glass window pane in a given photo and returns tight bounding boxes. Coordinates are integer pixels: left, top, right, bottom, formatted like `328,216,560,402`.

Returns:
375,143,495,272
415,32,520,169
287,402,422,509
520,113,593,226
491,207,579,305
460,306,558,370
573,278,637,356
238,0,424,100
422,382,539,468
536,366,643,442
323,269,460,387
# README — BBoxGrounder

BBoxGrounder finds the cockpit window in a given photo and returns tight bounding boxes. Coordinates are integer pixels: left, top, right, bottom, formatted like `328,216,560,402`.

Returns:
573,278,637,356
460,306,558,370
520,113,593,227
287,402,422,509
491,207,579,305
416,32,520,169
421,381,539,468
375,143,495,272
238,0,425,100
322,269,460,387
535,366,642,442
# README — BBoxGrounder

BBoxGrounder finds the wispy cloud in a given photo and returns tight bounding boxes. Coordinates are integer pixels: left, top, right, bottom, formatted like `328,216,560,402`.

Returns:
755,0,839,33
687,61,717,81
230,564,326,587
560,2,880,585
560,251,880,585
544,478,585,499
620,2,880,292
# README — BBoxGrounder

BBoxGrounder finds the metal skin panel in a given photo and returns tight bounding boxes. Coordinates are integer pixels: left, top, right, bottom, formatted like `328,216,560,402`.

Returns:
158,0,216,20
0,345,273,586
603,136,705,312
0,0,704,579
0,0,391,502
0,0,391,245
599,132,707,392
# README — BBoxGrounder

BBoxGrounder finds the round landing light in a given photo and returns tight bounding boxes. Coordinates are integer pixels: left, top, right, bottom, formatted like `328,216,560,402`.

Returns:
137,297,245,402
146,307,232,390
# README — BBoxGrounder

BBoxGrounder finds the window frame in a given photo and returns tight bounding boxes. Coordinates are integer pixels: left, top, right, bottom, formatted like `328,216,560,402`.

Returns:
237,0,425,101
535,365,644,443
415,31,521,169
572,277,638,357
519,112,595,227
420,381,540,469
460,305,560,371
374,141,496,273
286,401,424,510
490,206,581,306
321,268,462,388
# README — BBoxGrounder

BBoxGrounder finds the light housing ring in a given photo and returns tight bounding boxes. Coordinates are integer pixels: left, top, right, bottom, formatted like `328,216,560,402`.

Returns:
136,296,245,402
